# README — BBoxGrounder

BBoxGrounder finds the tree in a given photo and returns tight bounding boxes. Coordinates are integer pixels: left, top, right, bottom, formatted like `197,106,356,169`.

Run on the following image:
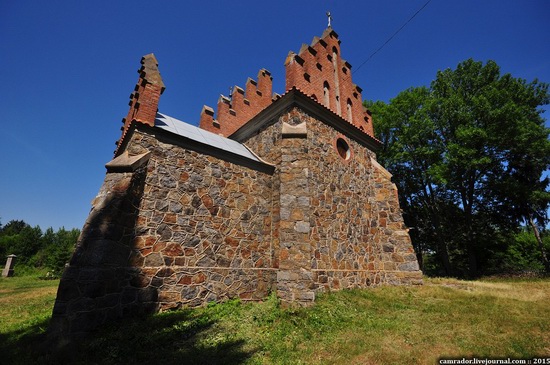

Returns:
431,59,550,276
0,219,80,274
8,224,43,265
369,59,550,277
368,87,456,276
489,229,550,273
1,220,29,236
40,227,80,275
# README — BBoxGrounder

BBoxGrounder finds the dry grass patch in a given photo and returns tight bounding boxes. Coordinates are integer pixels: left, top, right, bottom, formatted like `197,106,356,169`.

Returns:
427,277,549,302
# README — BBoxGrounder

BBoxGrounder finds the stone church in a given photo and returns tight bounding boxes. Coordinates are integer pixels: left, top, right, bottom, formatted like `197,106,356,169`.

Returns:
49,26,422,340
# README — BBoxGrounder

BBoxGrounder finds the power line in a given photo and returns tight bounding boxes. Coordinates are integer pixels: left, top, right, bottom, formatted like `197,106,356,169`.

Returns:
353,0,433,74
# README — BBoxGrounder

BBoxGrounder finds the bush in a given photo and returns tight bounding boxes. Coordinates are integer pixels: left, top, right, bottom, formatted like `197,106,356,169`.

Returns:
486,229,549,275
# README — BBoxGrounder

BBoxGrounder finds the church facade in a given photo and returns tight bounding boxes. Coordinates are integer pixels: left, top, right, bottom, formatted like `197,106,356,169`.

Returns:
49,27,421,340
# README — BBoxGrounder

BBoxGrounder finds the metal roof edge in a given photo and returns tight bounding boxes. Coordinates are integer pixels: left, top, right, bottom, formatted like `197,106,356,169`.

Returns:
135,123,276,175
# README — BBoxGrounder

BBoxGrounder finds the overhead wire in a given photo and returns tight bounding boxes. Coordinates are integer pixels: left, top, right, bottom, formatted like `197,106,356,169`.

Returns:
353,0,433,74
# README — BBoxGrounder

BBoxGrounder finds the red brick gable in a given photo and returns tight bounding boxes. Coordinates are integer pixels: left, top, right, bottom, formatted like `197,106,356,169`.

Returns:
284,27,374,137
117,28,376,151
199,69,275,137
199,27,375,138
116,54,165,155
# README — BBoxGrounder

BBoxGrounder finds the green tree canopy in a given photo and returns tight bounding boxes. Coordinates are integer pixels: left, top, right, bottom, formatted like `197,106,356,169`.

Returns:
0,219,80,275
368,59,550,277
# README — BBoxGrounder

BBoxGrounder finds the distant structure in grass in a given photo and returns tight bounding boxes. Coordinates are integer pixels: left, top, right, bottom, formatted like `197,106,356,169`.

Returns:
48,26,422,343
2,254,16,277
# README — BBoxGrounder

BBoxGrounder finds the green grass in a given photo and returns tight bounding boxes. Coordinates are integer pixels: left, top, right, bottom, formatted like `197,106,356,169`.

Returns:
0,275,59,333
1,277,549,364
0,275,59,365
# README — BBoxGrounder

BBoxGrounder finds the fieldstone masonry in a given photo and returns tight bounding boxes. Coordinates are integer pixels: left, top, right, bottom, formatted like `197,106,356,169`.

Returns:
49,26,422,343
242,107,421,305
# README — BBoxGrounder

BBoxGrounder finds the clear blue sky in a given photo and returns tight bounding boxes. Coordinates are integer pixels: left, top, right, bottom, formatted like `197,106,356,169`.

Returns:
1,1,549,230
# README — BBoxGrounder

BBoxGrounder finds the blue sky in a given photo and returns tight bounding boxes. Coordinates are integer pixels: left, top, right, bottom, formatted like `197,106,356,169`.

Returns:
1,1,549,230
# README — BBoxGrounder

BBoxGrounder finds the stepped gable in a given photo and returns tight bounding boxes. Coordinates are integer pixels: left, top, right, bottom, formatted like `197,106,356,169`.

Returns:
199,69,275,137
200,26,374,139
230,86,381,152
117,53,165,154
284,27,374,137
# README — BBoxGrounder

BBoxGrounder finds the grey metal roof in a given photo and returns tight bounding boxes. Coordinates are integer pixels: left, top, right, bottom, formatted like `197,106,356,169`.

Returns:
154,112,261,162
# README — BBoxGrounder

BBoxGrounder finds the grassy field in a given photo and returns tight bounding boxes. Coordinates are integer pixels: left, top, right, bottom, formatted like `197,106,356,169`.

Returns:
1,276,548,364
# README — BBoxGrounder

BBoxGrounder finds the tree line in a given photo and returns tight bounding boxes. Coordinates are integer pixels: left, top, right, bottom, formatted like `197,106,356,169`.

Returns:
0,219,80,277
367,58,550,278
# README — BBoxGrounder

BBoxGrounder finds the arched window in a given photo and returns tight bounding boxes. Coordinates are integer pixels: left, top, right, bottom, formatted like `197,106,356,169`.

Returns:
331,48,341,115
346,99,353,123
323,81,330,108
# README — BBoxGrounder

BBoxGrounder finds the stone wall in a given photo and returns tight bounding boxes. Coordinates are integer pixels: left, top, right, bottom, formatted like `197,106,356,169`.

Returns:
49,126,277,340
126,129,277,308
243,107,421,305
304,111,422,290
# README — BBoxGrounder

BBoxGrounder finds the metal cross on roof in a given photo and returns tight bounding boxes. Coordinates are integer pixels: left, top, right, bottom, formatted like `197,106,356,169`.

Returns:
326,11,333,27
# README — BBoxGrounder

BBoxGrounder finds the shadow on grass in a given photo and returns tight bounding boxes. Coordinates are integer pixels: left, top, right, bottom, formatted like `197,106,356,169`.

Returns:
0,317,52,365
1,308,254,365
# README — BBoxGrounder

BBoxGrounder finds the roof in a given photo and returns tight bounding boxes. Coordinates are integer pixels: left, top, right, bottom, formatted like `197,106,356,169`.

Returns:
155,113,260,161
153,113,274,174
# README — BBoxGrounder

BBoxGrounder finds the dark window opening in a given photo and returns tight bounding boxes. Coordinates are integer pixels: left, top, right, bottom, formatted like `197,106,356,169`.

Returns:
336,138,351,160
